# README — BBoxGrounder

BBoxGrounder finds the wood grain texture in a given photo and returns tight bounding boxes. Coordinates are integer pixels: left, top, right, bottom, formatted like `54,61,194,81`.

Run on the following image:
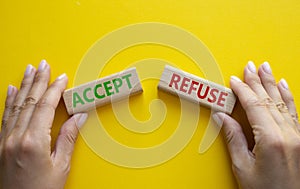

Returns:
63,67,143,115
158,65,236,114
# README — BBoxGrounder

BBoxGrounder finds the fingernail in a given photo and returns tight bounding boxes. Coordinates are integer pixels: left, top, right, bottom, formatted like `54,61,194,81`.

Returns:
231,76,242,82
38,59,47,72
24,64,34,76
247,60,256,73
280,78,289,90
56,73,67,80
262,61,272,74
212,113,224,127
7,85,13,96
74,113,88,129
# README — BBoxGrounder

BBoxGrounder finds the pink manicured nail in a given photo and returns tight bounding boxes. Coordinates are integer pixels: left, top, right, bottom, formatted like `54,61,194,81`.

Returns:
24,64,34,76
231,76,242,82
280,78,289,90
7,85,13,96
38,59,47,72
262,62,272,74
247,60,256,73
56,73,67,80
74,113,88,128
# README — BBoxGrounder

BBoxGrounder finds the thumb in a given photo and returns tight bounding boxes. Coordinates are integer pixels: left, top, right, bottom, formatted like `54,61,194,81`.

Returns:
52,113,88,170
213,112,252,168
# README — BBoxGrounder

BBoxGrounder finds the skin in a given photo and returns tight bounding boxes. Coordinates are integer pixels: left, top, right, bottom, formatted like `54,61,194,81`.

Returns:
213,61,300,189
0,60,88,189
0,60,299,189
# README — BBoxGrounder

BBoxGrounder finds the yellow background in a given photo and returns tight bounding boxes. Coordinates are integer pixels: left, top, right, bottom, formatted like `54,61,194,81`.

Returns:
1,0,300,188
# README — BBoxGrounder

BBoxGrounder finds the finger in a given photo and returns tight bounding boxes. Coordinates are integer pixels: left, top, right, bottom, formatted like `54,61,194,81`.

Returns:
244,61,285,126
5,64,36,134
1,85,18,144
1,85,18,131
244,61,269,100
51,113,88,171
28,73,68,134
230,76,279,134
258,62,282,102
278,79,299,126
258,62,294,126
213,112,253,170
13,60,50,133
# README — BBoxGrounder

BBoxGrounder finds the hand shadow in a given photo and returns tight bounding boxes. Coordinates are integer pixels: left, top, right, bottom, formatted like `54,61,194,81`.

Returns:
231,100,255,151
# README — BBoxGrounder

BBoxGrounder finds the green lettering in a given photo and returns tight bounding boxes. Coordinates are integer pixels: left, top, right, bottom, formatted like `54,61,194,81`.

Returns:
94,83,105,99
122,74,132,89
83,88,94,102
112,78,122,93
73,92,84,108
103,81,114,96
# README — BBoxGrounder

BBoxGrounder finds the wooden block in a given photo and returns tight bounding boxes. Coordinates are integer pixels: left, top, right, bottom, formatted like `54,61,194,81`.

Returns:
158,65,236,114
63,67,143,115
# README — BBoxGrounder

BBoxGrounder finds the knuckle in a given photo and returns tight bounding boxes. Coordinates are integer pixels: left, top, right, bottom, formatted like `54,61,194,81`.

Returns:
245,76,261,87
5,100,13,109
23,96,38,106
55,160,71,175
10,105,23,116
243,97,262,110
34,72,48,83
36,98,55,112
263,76,277,87
231,163,243,176
224,127,236,145
59,125,78,147
283,135,300,151
20,79,32,89
264,136,286,153
63,128,78,145
61,163,71,174
231,158,252,178
3,136,18,156
45,84,64,99
19,133,38,155
234,83,250,95
49,83,64,94
244,97,274,111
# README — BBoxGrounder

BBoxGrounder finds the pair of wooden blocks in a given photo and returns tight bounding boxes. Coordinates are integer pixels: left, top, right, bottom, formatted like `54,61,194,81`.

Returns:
63,65,236,115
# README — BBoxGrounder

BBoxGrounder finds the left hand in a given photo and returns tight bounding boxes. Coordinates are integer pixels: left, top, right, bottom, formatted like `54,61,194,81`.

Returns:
0,60,88,189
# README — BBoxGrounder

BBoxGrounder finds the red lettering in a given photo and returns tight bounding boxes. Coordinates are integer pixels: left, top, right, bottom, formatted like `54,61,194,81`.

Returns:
217,92,228,107
180,77,190,93
168,74,228,108
169,73,181,89
188,80,199,94
208,88,218,103
197,84,210,99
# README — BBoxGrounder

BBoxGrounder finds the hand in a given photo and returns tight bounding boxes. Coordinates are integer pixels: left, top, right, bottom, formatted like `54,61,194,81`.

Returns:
0,60,88,189
213,61,300,189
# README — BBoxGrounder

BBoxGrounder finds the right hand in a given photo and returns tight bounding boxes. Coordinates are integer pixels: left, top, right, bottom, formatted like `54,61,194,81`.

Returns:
213,61,300,189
